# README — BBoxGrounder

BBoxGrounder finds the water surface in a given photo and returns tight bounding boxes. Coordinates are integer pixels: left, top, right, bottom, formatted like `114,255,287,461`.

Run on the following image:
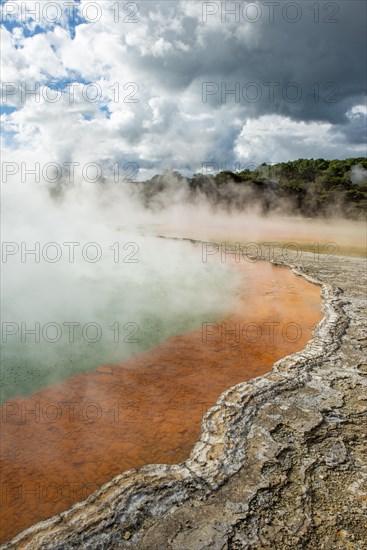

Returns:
0,256,322,543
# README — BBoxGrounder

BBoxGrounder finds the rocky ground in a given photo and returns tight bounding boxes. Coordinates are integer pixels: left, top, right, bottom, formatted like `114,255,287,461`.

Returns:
2,249,367,550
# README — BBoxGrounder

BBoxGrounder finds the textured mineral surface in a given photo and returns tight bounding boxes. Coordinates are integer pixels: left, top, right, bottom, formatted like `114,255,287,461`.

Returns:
2,249,366,550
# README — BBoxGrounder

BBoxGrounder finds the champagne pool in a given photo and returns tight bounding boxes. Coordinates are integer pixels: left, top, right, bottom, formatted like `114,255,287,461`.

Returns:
0,237,323,543
1,237,240,402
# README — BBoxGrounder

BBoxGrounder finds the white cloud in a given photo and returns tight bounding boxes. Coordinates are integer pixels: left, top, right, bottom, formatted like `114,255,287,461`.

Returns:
1,0,366,176
235,115,365,163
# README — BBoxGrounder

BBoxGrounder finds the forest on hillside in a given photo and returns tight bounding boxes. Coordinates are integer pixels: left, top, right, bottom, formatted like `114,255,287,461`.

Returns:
137,158,367,219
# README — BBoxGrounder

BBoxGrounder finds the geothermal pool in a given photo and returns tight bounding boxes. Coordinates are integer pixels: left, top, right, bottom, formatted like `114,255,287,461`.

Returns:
0,246,323,543
1,238,240,403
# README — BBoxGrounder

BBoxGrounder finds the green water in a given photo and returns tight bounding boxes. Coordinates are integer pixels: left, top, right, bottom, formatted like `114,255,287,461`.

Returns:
1,238,241,402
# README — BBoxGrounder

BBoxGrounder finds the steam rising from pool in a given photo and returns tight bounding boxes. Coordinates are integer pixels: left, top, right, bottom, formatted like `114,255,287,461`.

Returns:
1,171,365,402
1,180,240,401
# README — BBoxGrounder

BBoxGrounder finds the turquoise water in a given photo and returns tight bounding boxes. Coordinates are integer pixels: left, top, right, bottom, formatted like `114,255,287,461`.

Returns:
1,237,240,402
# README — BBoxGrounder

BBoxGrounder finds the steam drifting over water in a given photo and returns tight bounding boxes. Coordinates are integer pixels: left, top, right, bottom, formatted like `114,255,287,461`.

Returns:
2,177,246,401
2,168,365,403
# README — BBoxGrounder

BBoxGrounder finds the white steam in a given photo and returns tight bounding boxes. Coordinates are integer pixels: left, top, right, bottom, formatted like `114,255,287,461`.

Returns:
350,164,367,185
1,171,240,402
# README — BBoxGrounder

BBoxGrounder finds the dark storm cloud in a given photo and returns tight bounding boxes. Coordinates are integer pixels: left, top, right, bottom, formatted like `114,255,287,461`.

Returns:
131,0,366,127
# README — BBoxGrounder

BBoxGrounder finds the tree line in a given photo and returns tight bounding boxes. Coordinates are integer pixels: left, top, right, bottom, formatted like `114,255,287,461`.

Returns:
136,158,367,219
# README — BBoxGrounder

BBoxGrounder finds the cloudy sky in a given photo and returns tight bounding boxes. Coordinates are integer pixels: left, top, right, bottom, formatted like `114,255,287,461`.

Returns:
1,0,366,179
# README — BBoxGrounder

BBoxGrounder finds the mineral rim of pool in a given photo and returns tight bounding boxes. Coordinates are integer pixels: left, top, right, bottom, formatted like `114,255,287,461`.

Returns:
0,259,323,543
